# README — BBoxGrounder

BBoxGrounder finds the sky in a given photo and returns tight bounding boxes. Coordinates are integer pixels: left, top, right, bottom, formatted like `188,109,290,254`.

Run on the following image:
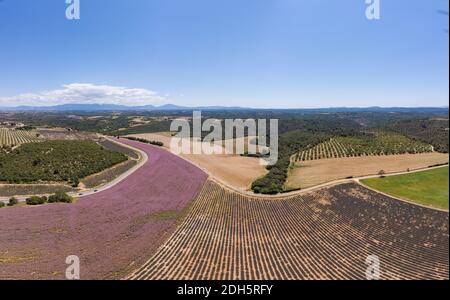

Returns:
0,0,448,108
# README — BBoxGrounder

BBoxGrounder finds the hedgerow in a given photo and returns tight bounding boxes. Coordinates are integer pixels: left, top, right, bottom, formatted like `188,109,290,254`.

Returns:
26,196,47,206
48,192,73,203
124,136,164,147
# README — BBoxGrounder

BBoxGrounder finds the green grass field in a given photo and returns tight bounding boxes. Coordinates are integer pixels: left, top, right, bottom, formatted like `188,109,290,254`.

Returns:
361,166,449,210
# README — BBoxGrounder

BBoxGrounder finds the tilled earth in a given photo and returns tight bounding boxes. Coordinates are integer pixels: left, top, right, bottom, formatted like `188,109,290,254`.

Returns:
132,181,449,280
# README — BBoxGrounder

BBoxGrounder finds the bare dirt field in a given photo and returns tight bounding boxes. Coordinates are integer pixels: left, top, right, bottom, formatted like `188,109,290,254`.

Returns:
37,128,98,140
128,133,267,190
181,153,266,190
81,159,138,189
287,152,449,189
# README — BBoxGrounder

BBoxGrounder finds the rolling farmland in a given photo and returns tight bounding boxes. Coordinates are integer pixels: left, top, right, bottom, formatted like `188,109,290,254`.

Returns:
0,128,41,147
131,180,449,280
0,139,207,279
130,132,268,190
294,132,433,162
1,137,448,280
287,152,449,189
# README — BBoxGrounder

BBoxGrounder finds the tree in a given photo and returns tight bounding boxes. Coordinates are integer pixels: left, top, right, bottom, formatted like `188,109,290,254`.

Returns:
26,196,47,206
8,197,18,207
48,192,73,204
71,177,80,188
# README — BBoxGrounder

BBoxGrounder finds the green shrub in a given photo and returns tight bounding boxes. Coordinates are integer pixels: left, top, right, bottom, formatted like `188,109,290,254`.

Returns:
26,196,47,206
125,137,164,147
8,197,18,207
71,177,80,188
0,202,5,208
48,192,73,204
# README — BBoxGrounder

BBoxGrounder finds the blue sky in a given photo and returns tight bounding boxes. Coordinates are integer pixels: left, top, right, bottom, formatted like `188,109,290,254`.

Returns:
0,0,448,108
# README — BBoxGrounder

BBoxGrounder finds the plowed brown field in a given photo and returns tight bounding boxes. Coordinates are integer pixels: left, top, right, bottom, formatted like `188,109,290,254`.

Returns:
287,153,449,189
128,133,267,190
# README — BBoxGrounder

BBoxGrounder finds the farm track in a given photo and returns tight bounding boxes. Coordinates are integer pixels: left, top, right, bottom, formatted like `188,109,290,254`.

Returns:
130,180,449,280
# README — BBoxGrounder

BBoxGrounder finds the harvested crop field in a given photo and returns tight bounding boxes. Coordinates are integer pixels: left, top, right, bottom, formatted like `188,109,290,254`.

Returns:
0,139,207,279
130,180,449,280
81,159,138,189
287,152,449,189
181,154,267,190
36,128,98,141
98,138,140,159
0,184,74,198
129,133,267,190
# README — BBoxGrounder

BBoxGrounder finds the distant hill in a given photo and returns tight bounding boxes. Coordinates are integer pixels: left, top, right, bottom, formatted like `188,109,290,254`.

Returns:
0,103,248,112
0,103,448,114
1,104,157,112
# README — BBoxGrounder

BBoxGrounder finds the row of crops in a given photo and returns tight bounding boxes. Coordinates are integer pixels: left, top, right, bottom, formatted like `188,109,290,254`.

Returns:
130,180,449,280
0,128,41,147
294,132,433,161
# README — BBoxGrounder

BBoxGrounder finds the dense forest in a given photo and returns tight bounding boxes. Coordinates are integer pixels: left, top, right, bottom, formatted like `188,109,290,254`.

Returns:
388,118,449,153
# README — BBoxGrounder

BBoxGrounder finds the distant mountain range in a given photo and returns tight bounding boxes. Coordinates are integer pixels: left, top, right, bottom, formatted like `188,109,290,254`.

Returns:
0,103,247,112
0,103,448,113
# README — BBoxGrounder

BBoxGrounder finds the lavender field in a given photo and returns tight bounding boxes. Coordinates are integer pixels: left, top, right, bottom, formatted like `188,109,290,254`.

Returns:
0,139,207,279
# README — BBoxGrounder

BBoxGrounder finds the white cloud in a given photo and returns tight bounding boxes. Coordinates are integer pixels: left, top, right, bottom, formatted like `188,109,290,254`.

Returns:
0,83,167,107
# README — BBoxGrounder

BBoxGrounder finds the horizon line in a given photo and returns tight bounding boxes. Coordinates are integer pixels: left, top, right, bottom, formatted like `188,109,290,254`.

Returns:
0,103,448,111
